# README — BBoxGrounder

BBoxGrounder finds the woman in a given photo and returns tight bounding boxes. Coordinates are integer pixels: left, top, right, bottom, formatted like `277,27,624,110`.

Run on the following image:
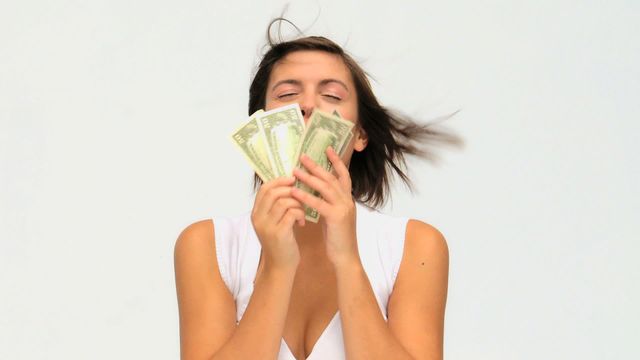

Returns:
175,25,463,360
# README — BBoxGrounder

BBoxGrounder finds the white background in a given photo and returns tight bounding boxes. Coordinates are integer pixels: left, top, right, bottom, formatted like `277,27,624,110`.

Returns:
1,0,638,359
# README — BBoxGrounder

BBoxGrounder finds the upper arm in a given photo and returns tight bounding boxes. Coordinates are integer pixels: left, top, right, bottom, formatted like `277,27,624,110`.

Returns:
387,219,449,360
174,219,237,360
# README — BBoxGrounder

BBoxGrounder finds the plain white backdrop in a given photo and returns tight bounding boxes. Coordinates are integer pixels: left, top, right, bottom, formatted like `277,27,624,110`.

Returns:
1,0,638,359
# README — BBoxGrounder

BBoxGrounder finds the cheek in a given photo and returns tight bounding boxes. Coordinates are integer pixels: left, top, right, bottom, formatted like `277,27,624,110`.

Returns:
341,103,358,123
263,98,276,111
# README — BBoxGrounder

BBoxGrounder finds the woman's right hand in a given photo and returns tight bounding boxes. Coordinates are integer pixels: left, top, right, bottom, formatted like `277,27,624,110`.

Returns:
251,176,305,270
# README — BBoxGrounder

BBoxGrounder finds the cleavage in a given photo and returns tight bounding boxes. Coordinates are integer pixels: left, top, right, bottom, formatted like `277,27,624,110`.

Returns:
282,260,338,359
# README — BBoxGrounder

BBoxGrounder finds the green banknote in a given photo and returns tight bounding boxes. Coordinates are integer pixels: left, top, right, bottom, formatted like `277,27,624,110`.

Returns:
258,104,306,177
331,110,354,164
294,109,355,222
229,109,276,182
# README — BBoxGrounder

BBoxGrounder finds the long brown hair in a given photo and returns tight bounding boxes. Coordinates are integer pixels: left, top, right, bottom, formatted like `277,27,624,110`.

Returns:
249,20,465,209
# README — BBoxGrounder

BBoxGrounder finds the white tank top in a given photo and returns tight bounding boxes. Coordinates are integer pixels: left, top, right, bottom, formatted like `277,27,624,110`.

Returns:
212,202,409,359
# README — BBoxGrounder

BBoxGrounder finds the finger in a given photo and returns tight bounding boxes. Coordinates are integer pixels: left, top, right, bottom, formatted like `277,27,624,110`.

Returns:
291,186,330,217
299,153,342,193
256,175,295,200
278,207,305,229
254,183,295,217
326,146,351,188
268,197,304,222
256,175,295,203
292,167,337,204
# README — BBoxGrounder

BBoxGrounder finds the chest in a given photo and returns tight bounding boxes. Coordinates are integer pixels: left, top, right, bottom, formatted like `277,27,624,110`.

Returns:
282,256,339,360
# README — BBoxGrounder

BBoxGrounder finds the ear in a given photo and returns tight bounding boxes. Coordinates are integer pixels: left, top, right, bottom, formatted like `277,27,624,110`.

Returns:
353,126,368,152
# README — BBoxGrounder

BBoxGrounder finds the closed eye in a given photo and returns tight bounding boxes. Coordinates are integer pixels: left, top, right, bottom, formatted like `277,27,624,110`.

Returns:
278,93,297,99
323,94,341,101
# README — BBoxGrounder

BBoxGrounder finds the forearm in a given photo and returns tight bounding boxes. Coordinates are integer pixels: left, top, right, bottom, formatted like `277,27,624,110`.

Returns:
336,258,415,360
211,265,296,360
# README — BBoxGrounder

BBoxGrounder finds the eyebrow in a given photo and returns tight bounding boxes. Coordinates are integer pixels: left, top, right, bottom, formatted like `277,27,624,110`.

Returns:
270,79,350,92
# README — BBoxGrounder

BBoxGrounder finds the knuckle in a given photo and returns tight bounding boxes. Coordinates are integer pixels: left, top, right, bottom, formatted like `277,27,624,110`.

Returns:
277,196,291,207
272,201,284,214
283,207,295,218
264,185,274,195
258,182,270,193
265,188,279,201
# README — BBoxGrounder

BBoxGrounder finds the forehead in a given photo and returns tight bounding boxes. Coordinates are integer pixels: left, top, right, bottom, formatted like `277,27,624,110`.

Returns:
268,50,353,86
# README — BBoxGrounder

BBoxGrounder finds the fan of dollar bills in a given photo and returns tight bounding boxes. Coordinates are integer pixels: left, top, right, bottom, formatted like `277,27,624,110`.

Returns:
230,104,355,223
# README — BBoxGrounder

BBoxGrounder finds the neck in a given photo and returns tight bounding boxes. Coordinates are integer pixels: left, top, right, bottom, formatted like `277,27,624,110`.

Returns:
293,218,325,250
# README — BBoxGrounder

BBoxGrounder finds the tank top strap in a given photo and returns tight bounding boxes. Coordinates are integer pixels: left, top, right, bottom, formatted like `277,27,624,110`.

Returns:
212,211,261,323
355,202,410,320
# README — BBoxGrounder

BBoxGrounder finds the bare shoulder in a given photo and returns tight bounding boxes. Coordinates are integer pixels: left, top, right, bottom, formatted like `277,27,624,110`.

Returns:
403,219,449,265
387,219,449,360
174,219,236,359
174,219,215,265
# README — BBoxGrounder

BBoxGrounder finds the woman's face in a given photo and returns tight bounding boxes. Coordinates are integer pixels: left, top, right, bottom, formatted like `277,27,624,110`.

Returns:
265,50,367,166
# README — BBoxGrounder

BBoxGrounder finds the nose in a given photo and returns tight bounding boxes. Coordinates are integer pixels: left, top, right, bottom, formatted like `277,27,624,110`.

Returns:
300,106,313,123
299,93,315,124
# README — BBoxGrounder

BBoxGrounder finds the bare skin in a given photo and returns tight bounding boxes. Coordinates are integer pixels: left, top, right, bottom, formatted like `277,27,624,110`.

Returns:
260,50,365,358
248,213,337,358
174,50,448,360
258,226,338,359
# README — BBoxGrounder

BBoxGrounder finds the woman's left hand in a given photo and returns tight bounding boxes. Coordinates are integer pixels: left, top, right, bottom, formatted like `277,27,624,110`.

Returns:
291,146,359,268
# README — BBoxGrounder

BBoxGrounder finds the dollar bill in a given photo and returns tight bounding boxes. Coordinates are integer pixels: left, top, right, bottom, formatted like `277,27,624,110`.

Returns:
258,104,306,177
229,109,276,182
294,109,355,222
337,130,354,157
331,109,354,161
